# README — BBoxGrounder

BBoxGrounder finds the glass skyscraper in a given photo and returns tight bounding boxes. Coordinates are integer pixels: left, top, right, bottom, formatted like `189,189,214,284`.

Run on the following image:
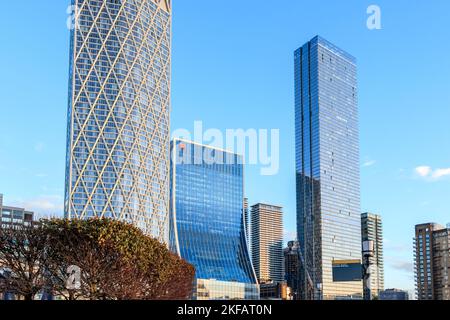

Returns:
295,36,363,300
64,0,171,242
170,139,259,300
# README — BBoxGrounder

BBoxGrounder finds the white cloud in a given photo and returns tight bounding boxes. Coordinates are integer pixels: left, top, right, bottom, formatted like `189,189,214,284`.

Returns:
432,168,450,179
362,160,377,167
13,195,64,219
384,239,410,253
389,259,414,273
415,165,450,180
415,166,432,177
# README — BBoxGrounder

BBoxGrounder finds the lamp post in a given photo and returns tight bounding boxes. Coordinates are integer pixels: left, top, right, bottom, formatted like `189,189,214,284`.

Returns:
362,240,375,300
316,283,323,300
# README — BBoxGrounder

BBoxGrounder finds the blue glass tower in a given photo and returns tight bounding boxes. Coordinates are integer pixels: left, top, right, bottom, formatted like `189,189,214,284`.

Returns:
295,36,363,300
170,139,259,300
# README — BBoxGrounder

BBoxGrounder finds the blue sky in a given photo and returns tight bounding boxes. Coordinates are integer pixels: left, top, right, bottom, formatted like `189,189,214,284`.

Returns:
1,1,449,295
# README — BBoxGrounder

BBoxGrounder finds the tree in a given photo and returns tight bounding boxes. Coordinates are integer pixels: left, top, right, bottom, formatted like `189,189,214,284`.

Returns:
155,251,196,300
43,226,129,300
0,219,195,300
41,219,195,300
0,223,49,300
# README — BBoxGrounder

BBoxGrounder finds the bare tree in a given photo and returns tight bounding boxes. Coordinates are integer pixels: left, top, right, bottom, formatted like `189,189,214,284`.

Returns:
0,224,48,300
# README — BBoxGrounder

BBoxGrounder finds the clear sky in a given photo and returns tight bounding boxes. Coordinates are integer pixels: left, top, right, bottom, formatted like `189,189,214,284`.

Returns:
1,0,449,296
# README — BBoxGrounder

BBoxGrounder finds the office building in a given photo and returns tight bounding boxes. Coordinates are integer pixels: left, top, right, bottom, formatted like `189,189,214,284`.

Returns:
244,198,250,251
295,36,363,299
260,282,291,300
414,223,450,300
250,203,284,284
0,194,34,229
169,139,259,300
361,212,385,299
284,241,301,300
379,289,409,300
64,0,172,242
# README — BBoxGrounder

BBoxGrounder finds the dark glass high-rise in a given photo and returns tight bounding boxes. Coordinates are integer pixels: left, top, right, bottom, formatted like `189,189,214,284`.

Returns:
295,36,363,300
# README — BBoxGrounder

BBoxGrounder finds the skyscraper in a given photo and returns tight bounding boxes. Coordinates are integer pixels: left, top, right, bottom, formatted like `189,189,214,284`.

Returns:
250,203,284,284
169,139,259,300
414,223,450,300
244,197,250,250
284,241,301,300
64,0,172,242
295,36,362,300
361,212,385,299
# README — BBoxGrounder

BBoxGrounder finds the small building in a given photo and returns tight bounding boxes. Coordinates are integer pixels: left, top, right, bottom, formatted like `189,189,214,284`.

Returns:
0,194,34,229
260,281,291,300
379,289,409,300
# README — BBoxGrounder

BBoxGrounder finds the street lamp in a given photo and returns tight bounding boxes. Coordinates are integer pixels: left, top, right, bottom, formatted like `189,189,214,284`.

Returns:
362,240,374,300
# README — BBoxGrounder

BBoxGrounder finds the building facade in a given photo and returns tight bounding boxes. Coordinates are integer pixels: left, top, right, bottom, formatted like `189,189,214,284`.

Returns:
260,282,291,300
64,0,172,242
361,212,385,299
244,198,250,252
0,194,34,229
250,203,284,284
379,289,409,300
284,241,301,300
295,36,362,300
169,139,259,300
414,223,450,300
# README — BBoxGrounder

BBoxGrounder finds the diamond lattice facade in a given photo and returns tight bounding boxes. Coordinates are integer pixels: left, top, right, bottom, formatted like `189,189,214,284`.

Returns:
64,0,172,242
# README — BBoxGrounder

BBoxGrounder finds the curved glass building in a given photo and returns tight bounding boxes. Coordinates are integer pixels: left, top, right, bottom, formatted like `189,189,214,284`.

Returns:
170,139,259,300
64,0,172,242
